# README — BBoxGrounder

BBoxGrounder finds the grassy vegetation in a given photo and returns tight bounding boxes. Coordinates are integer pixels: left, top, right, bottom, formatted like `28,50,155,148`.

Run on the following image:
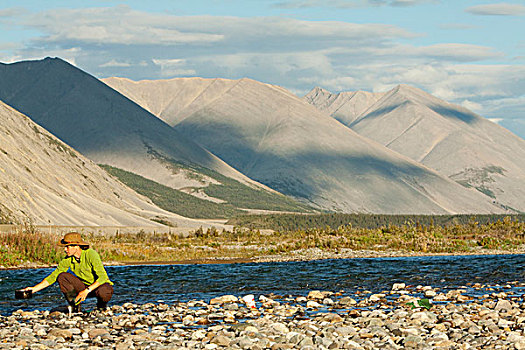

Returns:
0,225,62,266
100,163,311,219
227,213,525,231
139,146,311,212
90,216,525,261
100,165,244,219
450,166,506,199
88,228,262,262
194,166,312,212
2,216,524,268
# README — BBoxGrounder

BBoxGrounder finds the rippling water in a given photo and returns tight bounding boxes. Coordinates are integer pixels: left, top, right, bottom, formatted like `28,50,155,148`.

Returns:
1,254,524,315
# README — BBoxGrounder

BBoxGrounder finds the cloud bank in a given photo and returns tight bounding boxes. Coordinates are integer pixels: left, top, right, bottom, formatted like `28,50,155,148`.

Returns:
466,3,525,16
273,0,435,8
1,4,523,138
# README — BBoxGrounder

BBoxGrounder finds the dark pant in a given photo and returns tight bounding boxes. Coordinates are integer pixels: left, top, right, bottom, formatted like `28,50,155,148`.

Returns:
57,272,114,309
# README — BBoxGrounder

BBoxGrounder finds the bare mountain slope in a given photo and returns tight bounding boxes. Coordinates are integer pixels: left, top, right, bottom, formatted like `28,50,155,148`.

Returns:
0,58,270,201
104,77,240,126
104,76,505,214
304,87,385,126
0,100,214,227
305,85,525,212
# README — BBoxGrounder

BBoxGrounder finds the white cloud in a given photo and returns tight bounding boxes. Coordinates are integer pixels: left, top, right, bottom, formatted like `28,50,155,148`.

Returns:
466,3,525,16
379,64,525,102
488,118,503,124
152,58,196,77
461,100,483,112
388,0,436,7
273,0,434,8
12,7,418,82
0,7,27,18
417,43,502,61
480,96,525,117
23,7,415,48
0,42,19,51
152,58,187,67
26,6,224,46
99,59,131,68
332,43,502,63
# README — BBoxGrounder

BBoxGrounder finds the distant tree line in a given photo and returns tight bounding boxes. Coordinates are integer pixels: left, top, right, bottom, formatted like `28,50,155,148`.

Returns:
227,213,525,231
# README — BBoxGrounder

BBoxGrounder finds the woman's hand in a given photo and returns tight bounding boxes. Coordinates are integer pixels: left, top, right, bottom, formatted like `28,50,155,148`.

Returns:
75,289,90,304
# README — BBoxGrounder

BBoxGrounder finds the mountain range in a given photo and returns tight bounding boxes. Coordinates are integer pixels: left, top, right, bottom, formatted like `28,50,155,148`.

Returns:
0,58,306,223
304,85,525,212
103,76,506,214
0,57,522,227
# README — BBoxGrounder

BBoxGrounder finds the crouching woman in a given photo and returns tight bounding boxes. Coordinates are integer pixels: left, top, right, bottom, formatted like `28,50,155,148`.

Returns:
23,232,114,312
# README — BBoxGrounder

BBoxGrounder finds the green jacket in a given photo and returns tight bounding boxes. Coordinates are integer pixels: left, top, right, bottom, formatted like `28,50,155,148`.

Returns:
45,248,113,286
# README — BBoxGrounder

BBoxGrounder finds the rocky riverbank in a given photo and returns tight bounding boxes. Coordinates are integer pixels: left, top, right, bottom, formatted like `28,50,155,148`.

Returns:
252,247,525,263
2,282,525,349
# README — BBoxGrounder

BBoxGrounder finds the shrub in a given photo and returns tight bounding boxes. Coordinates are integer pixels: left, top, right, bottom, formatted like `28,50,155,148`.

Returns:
0,225,62,266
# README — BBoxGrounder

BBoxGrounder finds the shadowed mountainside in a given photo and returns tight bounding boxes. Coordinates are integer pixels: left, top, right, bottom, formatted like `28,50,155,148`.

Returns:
0,58,308,214
104,76,506,214
0,100,218,228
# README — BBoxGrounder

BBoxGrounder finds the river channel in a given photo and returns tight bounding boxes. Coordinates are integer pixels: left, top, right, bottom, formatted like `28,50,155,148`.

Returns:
1,254,524,315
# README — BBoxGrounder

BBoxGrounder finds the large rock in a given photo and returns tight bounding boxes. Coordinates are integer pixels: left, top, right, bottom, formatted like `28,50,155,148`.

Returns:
48,328,72,339
495,300,513,312
210,295,239,305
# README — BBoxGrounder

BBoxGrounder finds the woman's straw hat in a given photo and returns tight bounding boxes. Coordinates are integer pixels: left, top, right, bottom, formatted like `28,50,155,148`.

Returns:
59,232,89,247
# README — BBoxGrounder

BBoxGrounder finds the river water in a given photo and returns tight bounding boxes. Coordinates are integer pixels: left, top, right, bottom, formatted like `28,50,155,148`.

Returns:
1,254,524,315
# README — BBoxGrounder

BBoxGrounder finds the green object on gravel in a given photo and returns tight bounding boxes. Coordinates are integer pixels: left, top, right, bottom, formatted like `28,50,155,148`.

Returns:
407,298,432,310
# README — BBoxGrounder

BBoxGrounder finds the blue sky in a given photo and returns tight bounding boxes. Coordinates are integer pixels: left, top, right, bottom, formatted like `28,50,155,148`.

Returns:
1,0,524,137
